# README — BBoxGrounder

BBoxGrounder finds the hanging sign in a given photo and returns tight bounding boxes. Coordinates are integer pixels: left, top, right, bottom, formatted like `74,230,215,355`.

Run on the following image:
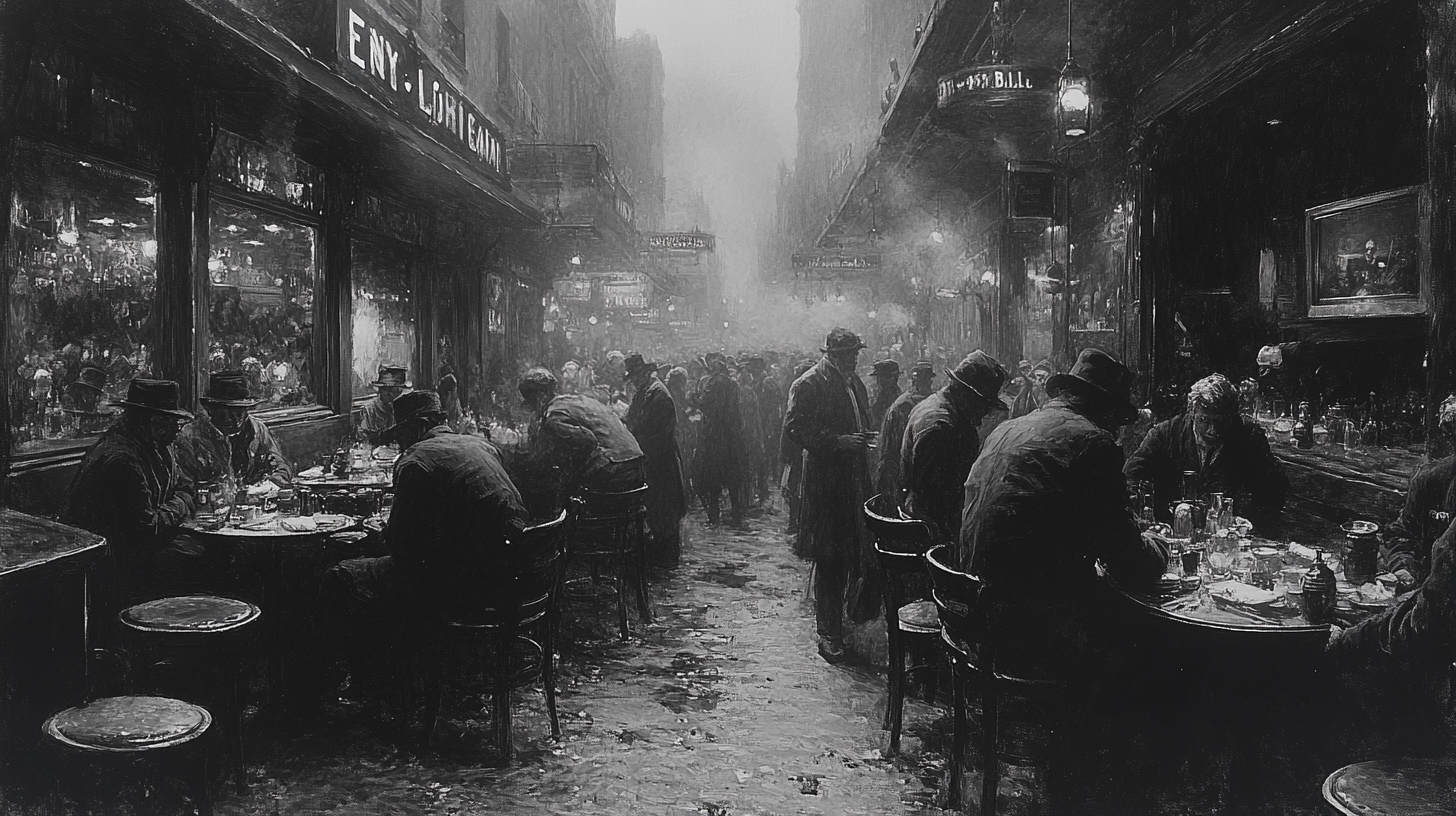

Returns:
792,253,882,270
336,0,506,182
936,64,1058,107
646,233,715,251
553,276,592,301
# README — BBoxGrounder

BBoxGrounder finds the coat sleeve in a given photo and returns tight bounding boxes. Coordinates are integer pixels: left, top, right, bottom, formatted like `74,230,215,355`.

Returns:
100,454,194,543
1382,467,1433,576
785,376,836,453
543,406,598,458
383,457,433,571
1082,434,1166,591
904,421,962,539
253,422,293,485
1328,520,1456,672
1123,420,1172,486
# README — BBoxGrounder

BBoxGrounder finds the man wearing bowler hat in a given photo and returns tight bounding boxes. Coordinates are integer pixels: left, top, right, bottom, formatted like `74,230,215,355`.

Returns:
318,390,529,685
175,370,291,492
785,327,876,663
901,352,1008,540
63,379,202,604
358,364,409,444
623,353,687,567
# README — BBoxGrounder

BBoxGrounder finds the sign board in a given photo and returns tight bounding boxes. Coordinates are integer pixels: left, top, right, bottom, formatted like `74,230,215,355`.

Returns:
553,276,592,301
647,233,715,251
629,308,661,325
1008,165,1057,220
792,253,882,271
601,275,649,309
936,64,1058,107
337,1,506,182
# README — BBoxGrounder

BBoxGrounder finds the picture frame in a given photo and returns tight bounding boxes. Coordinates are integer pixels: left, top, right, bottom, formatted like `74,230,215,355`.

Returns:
1305,185,1425,318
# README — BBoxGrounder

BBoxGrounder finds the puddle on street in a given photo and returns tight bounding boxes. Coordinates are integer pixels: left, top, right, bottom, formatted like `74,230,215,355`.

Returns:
695,561,755,588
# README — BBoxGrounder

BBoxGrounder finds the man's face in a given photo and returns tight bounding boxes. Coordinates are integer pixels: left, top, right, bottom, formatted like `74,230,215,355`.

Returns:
828,348,861,372
1032,370,1050,387
911,371,935,394
378,385,404,405
206,405,249,436
1191,406,1233,447
149,413,189,446
874,372,900,392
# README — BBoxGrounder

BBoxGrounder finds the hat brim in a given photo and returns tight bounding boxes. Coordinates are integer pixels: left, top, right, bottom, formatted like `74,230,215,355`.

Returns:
821,342,868,353
372,380,410,388
623,363,661,377
1044,373,1138,422
200,397,260,408
945,369,1012,411
111,400,193,420
382,410,447,438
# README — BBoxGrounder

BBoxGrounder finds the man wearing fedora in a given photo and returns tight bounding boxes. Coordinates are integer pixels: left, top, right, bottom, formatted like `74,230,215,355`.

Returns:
318,390,529,683
901,352,1008,540
175,370,292,493
785,328,876,663
63,379,202,604
357,364,409,444
877,359,936,500
624,354,687,567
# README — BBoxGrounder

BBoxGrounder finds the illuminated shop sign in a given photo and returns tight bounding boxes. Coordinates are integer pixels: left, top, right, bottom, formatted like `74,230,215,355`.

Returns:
337,1,505,182
792,253,882,270
936,65,1057,107
647,233,715,251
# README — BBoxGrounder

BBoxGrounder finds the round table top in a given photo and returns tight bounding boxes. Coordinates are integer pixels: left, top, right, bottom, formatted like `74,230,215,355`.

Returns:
183,513,361,539
121,595,261,633
44,696,212,752
294,469,393,490
1324,758,1456,816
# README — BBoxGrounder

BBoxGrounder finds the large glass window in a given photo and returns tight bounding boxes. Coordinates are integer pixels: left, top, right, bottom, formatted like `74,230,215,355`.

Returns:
352,241,416,398
6,145,158,454
206,200,317,408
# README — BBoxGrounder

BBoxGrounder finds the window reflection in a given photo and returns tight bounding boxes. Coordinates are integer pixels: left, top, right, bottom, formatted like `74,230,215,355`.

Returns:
352,242,416,398
207,201,317,408
7,145,158,453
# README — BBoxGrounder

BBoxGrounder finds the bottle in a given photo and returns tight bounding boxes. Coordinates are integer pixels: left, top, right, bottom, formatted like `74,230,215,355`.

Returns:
331,445,350,478
1217,495,1235,535
45,392,62,438
1181,470,1199,502
1362,392,1381,448
1300,551,1337,624
1293,402,1314,449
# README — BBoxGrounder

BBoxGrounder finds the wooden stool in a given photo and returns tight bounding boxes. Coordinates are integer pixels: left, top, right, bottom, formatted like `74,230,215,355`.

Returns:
1323,757,1456,816
43,695,213,815
120,596,261,791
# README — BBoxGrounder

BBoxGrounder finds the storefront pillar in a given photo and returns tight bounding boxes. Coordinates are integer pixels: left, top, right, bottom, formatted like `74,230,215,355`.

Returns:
1422,0,1456,458
0,1,36,497
154,93,214,405
321,170,357,415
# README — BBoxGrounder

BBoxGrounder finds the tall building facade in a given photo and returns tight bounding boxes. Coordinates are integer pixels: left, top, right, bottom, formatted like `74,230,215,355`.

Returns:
611,31,667,232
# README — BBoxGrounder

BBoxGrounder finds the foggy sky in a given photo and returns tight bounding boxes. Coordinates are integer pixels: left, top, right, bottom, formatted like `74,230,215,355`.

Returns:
616,1,799,297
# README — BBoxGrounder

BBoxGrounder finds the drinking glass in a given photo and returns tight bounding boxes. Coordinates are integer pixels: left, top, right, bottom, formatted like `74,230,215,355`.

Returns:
1207,536,1238,578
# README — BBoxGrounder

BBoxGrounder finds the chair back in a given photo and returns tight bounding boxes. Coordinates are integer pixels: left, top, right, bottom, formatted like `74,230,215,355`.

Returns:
865,495,935,614
575,484,650,521
448,510,570,628
924,544,984,661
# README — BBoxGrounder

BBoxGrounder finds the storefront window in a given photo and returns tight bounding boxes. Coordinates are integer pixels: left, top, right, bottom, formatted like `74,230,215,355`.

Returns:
352,241,416,398
6,145,158,454
206,200,317,408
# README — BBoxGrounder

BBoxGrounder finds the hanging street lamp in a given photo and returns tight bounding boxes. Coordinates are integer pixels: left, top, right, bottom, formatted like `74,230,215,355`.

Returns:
1057,0,1091,139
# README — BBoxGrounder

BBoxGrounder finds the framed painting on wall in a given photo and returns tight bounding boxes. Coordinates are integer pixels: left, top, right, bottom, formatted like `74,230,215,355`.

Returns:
1306,185,1424,317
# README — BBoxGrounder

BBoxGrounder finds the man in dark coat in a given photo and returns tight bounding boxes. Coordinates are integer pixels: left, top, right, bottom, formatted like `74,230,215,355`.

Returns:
1125,372,1287,534
875,359,934,501
785,328,875,663
960,348,1168,676
62,379,199,605
318,391,529,684
781,359,814,537
624,354,687,567
901,352,1008,540
517,368,645,497
693,354,746,526
1380,395,1456,582
752,356,785,506
868,359,902,432
175,370,292,493
735,358,766,509
357,365,408,444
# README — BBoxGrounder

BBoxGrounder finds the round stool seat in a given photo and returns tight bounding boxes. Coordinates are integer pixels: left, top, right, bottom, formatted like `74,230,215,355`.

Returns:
1324,758,1456,816
121,595,261,634
44,696,212,753
897,600,940,634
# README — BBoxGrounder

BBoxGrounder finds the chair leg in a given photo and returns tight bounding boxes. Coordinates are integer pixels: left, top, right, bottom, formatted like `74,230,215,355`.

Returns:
542,622,562,740
981,686,1000,816
885,626,905,756
494,682,513,763
615,558,630,641
948,670,966,811
633,518,652,624
193,744,213,816
920,648,940,706
421,655,444,750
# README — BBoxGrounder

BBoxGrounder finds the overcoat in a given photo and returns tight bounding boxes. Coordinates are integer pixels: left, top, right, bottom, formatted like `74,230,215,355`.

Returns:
784,357,872,567
693,371,744,488
626,378,688,528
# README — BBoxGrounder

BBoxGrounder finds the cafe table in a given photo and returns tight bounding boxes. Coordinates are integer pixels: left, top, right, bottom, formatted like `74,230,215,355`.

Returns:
0,510,107,761
181,512,361,707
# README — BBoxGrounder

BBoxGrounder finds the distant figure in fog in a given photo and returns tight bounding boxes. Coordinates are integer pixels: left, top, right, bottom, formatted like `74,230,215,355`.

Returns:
749,356,784,507
693,353,746,526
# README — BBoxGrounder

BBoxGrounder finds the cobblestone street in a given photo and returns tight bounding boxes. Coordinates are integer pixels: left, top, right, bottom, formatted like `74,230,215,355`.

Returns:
217,507,954,816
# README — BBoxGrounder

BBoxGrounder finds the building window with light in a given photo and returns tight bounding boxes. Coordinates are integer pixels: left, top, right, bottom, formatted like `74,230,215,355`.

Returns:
206,199,318,410
351,239,417,399
442,0,467,66
6,143,160,454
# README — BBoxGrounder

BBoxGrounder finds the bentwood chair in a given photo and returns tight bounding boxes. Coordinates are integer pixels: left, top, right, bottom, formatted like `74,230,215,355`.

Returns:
421,509,572,762
863,494,940,756
566,485,652,640
925,545,1064,815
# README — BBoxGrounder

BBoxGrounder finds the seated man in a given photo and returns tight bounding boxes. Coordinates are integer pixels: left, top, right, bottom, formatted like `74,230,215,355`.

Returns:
518,368,646,497
1380,395,1456,583
357,365,408,444
1125,373,1287,533
174,370,291,495
62,379,200,605
318,391,529,684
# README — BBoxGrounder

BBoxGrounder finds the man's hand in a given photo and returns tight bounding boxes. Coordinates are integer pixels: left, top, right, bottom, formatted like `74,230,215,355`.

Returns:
835,433,869,451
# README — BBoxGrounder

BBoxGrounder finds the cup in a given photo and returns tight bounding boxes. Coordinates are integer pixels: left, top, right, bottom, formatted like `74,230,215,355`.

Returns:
1278,566,1305,599
1180,547,1203,576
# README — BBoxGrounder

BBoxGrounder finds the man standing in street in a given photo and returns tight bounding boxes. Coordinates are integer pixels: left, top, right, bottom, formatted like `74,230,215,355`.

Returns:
357,365,409,444
877,359,936,500
624,354,687,568
868,359,902,432
901,352,1008,540
735,357,766,511
693,353,746,526
751,356,785,508
785,328,875,663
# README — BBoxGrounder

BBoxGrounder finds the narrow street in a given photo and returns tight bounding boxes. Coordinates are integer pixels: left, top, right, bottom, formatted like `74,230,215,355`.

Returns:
219,507,954,816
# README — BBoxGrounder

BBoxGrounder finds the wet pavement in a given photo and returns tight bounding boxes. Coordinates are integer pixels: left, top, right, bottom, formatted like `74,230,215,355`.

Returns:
215,505,957,816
